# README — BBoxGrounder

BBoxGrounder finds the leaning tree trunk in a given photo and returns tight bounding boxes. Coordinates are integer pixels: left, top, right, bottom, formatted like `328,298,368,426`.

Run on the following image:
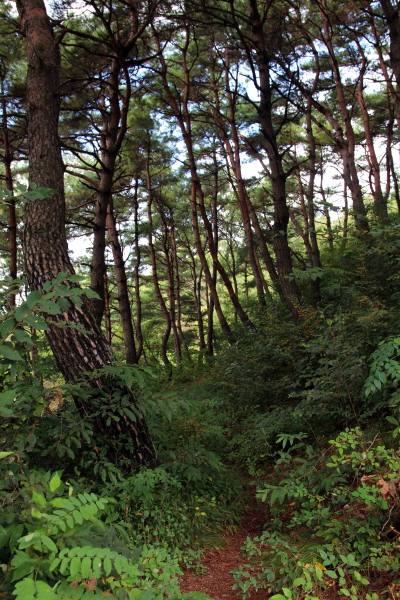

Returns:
17,0,156,469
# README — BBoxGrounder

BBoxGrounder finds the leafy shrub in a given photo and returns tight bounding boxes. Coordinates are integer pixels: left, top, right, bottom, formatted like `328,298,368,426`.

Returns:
0,466,201,599
232,428,400,600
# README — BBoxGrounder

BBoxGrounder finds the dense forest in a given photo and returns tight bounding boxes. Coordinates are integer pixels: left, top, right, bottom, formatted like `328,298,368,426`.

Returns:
2,0,400,598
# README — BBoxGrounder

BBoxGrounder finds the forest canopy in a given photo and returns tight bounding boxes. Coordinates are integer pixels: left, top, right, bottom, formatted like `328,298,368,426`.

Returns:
2,0,400,598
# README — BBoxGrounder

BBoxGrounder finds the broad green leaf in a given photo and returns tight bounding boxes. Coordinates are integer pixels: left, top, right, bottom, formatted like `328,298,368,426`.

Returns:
103,556,112,577
0,389,15,405
81,555,92,579
92,557,102,578
0,317,15,338
0,452,13,461
49,472,62,492
39,299,61,314
32,491,46,508
12,328,34,345
13,576,35,594
23,187,57,200
15,301,30,322
70,556,81,578
24,315,49,330
0,344,22,361
35,580,57,599
26,290,42,308
49,558,61,572
40,534,58,552
67,515,74,529
325,570,338,578
73,509,83,524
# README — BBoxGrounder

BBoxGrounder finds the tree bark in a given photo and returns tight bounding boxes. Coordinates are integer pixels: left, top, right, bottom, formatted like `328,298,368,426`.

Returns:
17,0,156,469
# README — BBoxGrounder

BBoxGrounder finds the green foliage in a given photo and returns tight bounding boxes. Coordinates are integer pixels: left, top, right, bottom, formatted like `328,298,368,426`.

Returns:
232,428,400,599
0,466,197,599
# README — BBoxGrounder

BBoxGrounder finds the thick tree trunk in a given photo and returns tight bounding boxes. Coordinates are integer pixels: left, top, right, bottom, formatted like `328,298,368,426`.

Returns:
17,0,156,469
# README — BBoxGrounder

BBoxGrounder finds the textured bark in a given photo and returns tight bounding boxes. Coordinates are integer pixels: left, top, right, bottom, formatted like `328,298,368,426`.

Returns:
17,0,156,469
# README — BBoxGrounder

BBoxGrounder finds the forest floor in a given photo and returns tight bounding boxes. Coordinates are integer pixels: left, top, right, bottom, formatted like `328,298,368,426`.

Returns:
179,484,270,600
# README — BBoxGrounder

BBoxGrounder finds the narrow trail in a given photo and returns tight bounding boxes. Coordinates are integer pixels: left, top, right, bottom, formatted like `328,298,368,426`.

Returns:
180,490,270,600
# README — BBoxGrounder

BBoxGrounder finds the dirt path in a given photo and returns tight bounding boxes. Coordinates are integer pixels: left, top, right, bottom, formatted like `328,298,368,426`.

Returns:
179,498,270,600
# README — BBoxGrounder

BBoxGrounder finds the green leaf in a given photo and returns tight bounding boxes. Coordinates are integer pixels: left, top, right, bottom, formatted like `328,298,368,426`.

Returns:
0,344,22,361
0,317,15,338
26,290,42,308
32,491,46,508
103,556,112,577
93,557,102,578
292,577,306,587
70,556,81,578
11,560,34,582
325,570,338,578
49,558,61,572
67,514,74,529
49,473,62,492
39,299,61,314
81,556,92,579
73,509,83,525
12,328,34,345
15,301,30,322
0,389,15,405
0,451,13,460
23,187,57,200
13,577,36,596
24,315,49,330
35,580,57,599
40,534,58,553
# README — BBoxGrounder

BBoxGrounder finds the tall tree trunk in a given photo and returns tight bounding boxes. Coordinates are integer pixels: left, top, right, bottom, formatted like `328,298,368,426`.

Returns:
247,0,302,321
104,270,112,345
133,180,144,360
17,0,156,469
146,155,172,367
106,197,138,364
1,75,17,300
213,63,266,309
